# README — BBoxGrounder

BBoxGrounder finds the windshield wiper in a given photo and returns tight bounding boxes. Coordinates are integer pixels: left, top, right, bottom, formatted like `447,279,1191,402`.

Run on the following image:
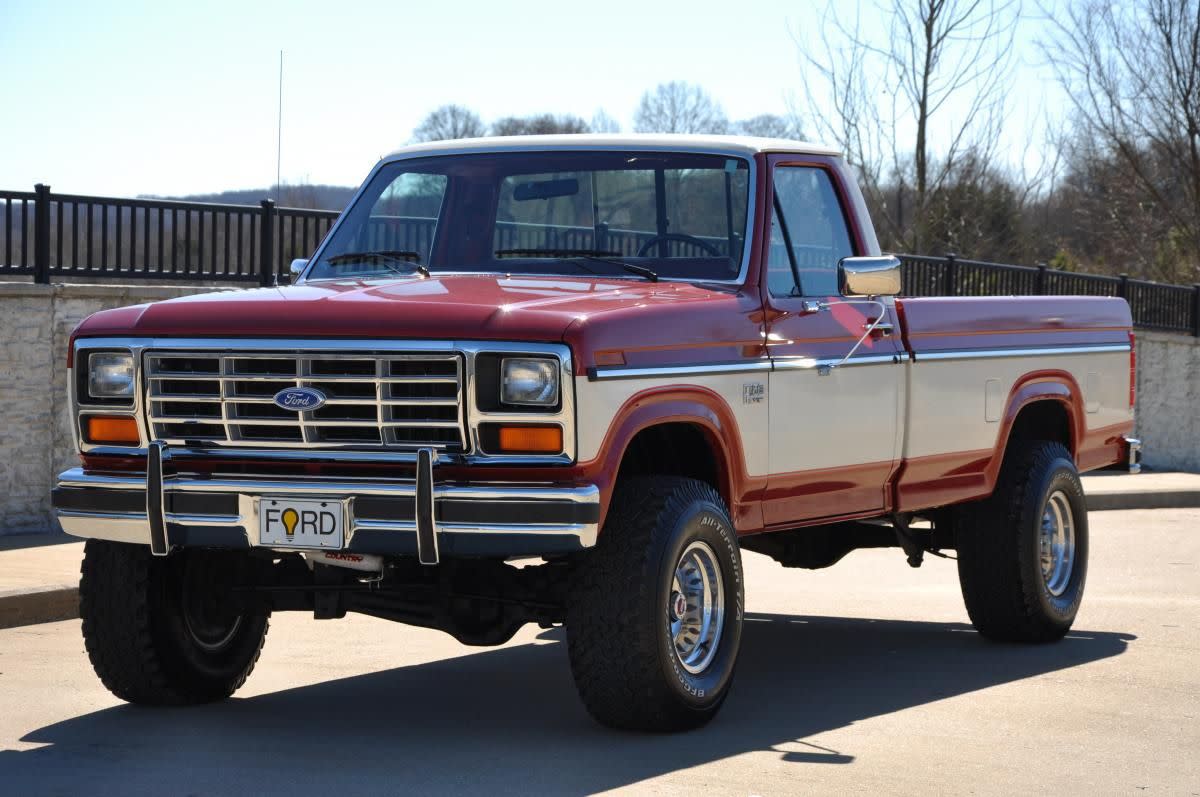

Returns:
494,248,658,282
325,250,430,278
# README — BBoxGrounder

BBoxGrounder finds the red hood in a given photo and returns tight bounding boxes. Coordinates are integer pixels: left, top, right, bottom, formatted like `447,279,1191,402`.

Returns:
73,274,746,348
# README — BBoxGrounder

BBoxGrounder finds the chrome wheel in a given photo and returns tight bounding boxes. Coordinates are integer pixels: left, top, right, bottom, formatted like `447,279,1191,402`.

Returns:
1039,489,1076,597
669,540,725,675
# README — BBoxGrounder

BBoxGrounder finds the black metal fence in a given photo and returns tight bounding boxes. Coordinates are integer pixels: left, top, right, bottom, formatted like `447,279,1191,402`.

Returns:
3,186,1198,336
1,185,338,285
899,254,1200,336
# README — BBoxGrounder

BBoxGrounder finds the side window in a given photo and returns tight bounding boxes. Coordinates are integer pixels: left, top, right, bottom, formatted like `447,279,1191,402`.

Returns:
768,167,855,297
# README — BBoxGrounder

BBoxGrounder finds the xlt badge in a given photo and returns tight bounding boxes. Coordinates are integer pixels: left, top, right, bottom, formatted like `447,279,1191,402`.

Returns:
742,382,765,405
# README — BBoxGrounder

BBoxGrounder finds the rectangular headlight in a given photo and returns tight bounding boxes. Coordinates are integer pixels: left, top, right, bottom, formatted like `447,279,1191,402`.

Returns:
88,352,135,399
501,357,559,406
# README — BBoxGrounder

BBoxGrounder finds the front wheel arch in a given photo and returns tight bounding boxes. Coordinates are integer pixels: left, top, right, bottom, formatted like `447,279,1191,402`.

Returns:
583,386,752,530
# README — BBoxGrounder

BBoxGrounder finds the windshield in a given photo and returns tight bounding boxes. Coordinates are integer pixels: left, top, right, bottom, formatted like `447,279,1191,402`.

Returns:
306,151,751,282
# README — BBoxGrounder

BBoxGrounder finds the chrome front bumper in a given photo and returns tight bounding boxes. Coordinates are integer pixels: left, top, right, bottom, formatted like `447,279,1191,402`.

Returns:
53,445,599,563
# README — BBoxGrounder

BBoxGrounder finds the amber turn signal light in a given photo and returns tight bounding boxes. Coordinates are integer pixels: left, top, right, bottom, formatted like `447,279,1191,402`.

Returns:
497,424,563,454
85,416,140,445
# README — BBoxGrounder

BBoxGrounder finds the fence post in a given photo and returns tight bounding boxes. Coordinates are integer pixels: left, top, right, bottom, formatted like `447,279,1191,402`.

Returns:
1117,272,1129,299
259,199,276,287
1192,284,1200,337
33,183,51,284
944,252,958,296
1036,263,1048,295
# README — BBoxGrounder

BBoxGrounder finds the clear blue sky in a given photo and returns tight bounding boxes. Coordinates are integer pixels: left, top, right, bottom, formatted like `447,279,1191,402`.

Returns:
0,0,1060,197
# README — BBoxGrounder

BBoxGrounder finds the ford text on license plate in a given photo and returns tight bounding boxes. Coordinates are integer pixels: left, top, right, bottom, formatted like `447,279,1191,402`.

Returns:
259,497,345,549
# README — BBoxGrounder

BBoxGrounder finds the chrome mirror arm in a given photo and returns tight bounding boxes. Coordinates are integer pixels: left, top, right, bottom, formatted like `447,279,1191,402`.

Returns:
815,298,889,374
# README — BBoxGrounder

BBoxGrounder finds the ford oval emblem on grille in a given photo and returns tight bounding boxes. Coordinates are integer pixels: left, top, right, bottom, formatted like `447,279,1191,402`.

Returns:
273,387,327,412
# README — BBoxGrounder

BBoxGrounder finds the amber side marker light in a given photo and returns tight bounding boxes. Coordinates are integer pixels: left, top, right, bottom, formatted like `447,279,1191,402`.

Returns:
85,416,140,445
497,425,563,454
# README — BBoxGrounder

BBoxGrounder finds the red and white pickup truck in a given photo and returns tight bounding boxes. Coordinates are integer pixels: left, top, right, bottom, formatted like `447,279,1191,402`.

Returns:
55,135,1138,730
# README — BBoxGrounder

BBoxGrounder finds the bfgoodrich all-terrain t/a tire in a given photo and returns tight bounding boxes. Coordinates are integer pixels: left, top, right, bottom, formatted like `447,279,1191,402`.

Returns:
80,540,269,705
566,476,744,731
955,440,1089,642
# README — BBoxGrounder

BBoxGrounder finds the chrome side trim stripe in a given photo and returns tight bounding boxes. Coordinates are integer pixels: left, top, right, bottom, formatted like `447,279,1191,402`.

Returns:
588,342,1130,380
588,360,774,380
913,344,1131,362
773,354,898,370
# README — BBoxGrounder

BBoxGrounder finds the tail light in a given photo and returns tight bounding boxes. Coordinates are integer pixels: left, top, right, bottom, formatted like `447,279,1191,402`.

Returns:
1128,331,1137,409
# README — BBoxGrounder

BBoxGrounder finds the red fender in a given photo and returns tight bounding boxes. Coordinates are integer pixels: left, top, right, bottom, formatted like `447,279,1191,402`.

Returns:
580,385,764,533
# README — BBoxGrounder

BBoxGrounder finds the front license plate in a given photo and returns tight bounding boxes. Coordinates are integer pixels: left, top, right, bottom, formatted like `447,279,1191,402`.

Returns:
259,497,345,549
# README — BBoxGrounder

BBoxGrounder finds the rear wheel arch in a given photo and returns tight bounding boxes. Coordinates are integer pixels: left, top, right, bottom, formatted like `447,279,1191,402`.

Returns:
992,373,1085,475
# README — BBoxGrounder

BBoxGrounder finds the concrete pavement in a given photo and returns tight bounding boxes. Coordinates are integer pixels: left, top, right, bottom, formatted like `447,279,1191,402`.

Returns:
0,507,1196,795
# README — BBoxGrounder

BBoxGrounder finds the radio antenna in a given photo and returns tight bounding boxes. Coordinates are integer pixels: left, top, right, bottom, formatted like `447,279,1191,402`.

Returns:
275,50,283,200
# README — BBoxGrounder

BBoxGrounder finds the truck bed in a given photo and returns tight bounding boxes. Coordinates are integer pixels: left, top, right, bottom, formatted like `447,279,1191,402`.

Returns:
893,295,1134,511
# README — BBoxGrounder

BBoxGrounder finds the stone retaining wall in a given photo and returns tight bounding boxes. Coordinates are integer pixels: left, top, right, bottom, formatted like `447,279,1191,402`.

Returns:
1135,331,1200,473
0,284,1196,534
1,283,234,534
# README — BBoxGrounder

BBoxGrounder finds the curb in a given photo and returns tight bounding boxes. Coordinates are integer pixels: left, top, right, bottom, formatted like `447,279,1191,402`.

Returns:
0,584,79,630
1087,490,1200,511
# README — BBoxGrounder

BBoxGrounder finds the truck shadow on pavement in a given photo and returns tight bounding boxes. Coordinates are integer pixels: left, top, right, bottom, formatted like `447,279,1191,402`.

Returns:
4,613,1133,796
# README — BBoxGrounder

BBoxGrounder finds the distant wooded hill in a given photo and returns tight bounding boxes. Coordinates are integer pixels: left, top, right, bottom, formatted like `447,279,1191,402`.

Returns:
153,184,357,211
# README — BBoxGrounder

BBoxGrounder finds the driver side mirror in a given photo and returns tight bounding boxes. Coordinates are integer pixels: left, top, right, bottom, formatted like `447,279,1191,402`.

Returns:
839,256,902,297
280,258,308,286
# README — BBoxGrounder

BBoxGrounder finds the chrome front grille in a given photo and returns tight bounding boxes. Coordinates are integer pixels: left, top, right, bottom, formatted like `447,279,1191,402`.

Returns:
144,351,465,450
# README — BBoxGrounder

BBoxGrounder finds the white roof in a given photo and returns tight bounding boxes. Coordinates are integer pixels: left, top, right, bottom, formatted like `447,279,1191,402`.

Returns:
383,133,841,161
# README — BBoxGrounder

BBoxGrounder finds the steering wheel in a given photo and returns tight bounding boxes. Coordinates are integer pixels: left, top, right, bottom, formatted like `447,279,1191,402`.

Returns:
635,233,723,258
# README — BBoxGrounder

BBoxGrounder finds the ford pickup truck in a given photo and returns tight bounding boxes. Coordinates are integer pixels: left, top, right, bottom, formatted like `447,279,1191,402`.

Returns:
54,135,1138,731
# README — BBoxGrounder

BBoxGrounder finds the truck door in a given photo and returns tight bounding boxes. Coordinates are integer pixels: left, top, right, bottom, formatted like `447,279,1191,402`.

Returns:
761,159,905,525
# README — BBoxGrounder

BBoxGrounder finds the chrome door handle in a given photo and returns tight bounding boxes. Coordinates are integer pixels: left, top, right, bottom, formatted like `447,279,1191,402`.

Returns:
866,321,894,336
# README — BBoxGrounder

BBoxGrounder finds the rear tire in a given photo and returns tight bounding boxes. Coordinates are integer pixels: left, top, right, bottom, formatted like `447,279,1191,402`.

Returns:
80,540,269,705
955,440,1088,642
566,476,744,731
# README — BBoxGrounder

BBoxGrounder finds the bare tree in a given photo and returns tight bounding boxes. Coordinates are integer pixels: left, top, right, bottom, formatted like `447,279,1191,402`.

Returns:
633,82,729,134
410,104,486,143
1044,0,1200,284
591,109,621,133
801,0,1019,252
734,113,804,139
490,114,591,136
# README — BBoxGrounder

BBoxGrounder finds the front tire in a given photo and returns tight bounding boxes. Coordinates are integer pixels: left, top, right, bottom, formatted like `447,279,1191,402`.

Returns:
566,476,744,731
955,440,1088,642
80,540,269,705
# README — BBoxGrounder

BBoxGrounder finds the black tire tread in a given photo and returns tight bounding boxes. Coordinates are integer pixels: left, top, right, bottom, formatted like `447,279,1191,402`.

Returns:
79,540,267,705
567,476,736,731
956,440,1080,642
